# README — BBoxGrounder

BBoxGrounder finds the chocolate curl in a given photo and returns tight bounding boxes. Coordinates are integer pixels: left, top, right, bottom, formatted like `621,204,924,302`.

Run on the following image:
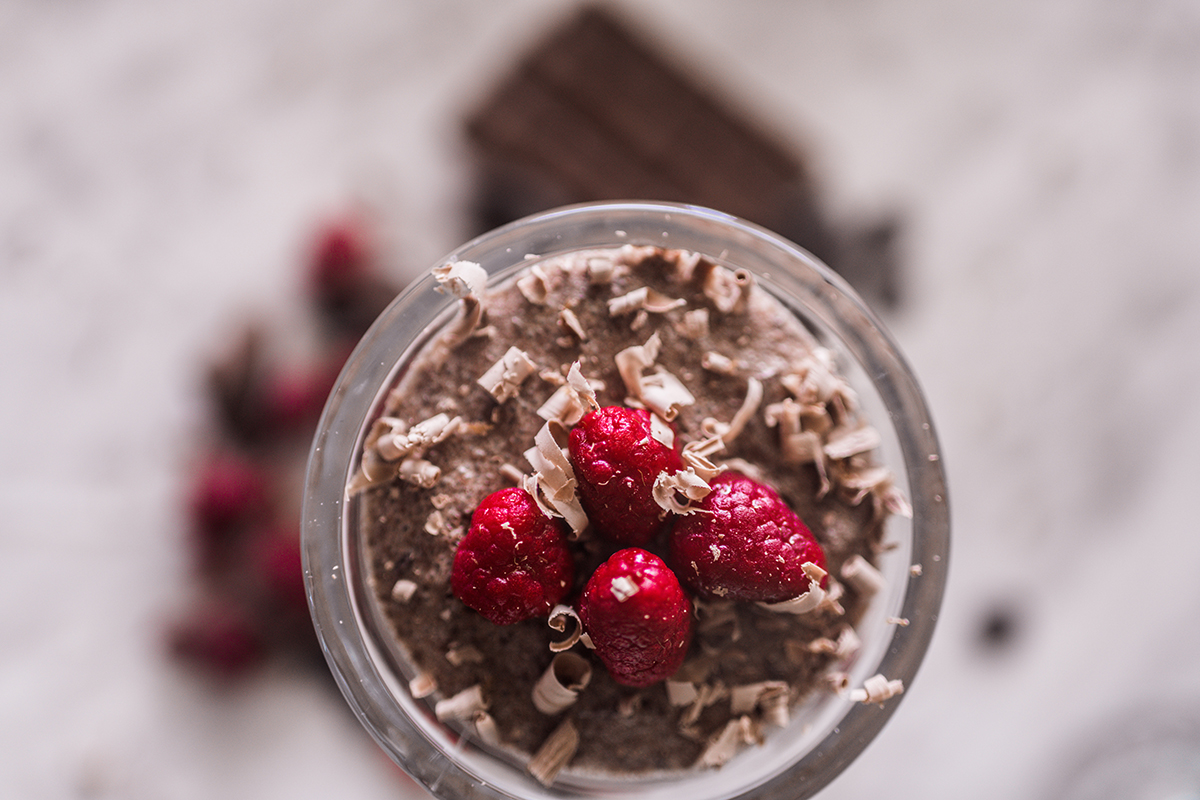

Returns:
478,347,538,403
435,684,487,722
849,674,905,705
528,718,580,786
532,652,593,714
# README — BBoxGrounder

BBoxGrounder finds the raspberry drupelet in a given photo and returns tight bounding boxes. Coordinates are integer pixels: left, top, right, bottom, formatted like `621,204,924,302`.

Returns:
670,471,827,604
578,548,693,687
450,487,575,625
568,405,682,546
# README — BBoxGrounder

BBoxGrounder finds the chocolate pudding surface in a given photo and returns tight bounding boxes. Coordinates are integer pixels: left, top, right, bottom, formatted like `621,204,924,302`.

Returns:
355,245,899,778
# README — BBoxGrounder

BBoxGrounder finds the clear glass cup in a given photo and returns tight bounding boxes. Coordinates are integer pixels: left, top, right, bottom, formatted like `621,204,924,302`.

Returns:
302,201,950,800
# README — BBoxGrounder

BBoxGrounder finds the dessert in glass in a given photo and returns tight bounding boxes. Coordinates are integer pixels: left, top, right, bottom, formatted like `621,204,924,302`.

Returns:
302,201,949,800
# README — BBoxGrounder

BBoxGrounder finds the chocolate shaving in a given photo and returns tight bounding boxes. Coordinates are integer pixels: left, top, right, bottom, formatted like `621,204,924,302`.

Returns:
433,261,487,348
702,377,762,443
398,457,441,488
835,626,861,659
537,362,601,425
435,684,487,722
382,413,461,460
700,265,750,314
652,468,711,515
371,417,409,461
729,681,789,715
680,682,728,728
877,483,914,519
782,348,858,422
681,435,726,482
826,671,851,693
609,576,639,602
390,579,418,603
409,672,437,699
584,255,615,284
758,562,830,615
615,331,661,387
666,680,699,707
548,604,584,652
697,716,760,768
350,413,461,494
615,332,695,421
538,367,567,386
701,351,737,375
523,472,589,535
446,644,485,666
607,285,687,316
613,244,659,267
649,412,675,449
517,264,551,305
667,249,703,281
473,712,501,745
765,398,830,496
822,580,846,616
849,674,905,705
524,422,574,495
639,370,696,422
522,422,588,534
433,260,487,299
532,652,593,714
566,361,601,411
442,297,482,347
528,718,579,786
478,346,537,403
537,384,588,426
557,307,587,340
835,464,893,505
499,463,524,485
694,600,741,649
806,637,837,656
678,307,711,340
730,681,791,727
824,425,882,460
840,554,886,597
424,509,457,538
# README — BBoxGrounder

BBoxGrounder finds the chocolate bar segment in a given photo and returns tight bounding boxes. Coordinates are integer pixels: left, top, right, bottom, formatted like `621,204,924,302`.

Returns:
464,5,834,258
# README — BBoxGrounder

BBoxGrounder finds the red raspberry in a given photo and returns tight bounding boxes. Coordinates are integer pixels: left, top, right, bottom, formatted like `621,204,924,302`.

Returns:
306,218,395,338
578,548,693,687
190,454,270,533
669,472,826,603
308,219,371,304
250,524,309,620
451,487,575,625
168,601,265,678
260,355,343,435
568,406,682,546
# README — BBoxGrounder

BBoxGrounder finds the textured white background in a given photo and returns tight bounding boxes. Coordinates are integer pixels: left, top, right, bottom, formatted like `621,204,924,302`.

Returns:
4,1,1200,798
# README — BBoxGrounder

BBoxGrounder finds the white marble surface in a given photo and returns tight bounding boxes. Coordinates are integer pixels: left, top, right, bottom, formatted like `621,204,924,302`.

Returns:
4,1,1200,798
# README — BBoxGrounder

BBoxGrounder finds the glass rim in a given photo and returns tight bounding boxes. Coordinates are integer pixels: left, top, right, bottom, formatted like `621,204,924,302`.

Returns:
302,200,950,800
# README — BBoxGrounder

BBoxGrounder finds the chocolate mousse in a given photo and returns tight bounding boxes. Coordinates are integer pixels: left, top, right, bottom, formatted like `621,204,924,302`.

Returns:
352,245,909,782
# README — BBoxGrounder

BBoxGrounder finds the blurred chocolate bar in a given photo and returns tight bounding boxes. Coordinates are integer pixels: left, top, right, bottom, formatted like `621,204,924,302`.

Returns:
465,3,901,305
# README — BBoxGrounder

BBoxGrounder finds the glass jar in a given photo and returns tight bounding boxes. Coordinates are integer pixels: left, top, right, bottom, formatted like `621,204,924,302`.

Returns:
302,201,949,800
